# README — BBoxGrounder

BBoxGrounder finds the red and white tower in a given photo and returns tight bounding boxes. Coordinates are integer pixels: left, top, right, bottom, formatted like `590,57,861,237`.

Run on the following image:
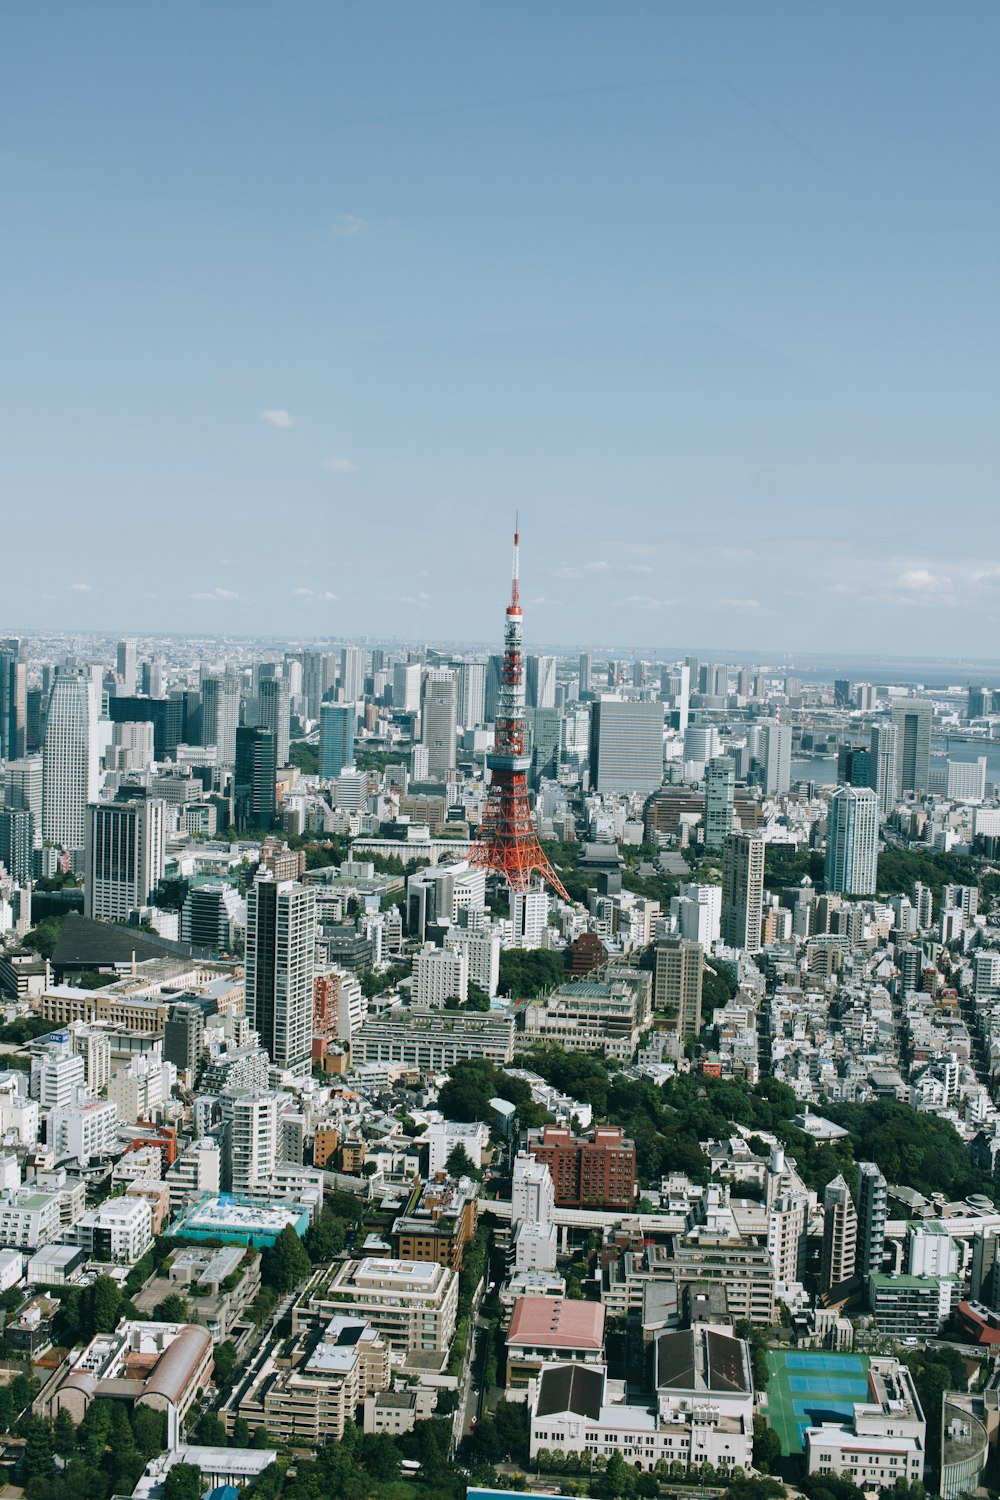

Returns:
468,524,569,901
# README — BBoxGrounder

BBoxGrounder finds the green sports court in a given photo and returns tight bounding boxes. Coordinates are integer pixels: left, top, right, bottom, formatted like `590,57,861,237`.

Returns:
765,1350,873,1455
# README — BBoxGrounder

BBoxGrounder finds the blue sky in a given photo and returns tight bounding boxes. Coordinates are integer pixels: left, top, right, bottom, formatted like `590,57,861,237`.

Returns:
3,2,998,653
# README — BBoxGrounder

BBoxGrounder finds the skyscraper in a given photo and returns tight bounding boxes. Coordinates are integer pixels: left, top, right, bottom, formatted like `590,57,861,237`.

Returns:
526,654,556,709
588,699,664,794
869,723,898,816
84,797,166,921
855,1161,888,1282
392,661,422,714
837,746,872,786
42,666,101,861
258,677,291,767
245,874,316,1077
703,755,736,852
320,703,355,780
3,756,43,848
891,699,933,796
201,668,240,765
0,808,33,886
458,661,486,728
762,722,792,795
821,1174,857,1293
234,727,277,832
825,785,879,895
653,938,704,1038
721,831,765,952
0,640,26,761
116,639,137,695
422,670,458,775
339,646,365,703
484,654,504,723
578,653,592,697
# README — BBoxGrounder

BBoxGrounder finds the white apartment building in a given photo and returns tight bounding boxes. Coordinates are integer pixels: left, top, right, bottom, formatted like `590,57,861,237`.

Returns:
166,1138,222,1210
30,1049,85,1109
672,883,722,947
48,1095,118,1162
350,1006,516,1069
107,1052,176,1125
424,1120,490,1175
445,928,500,997
512,1153,555,1227
0,1082,39,1146
227,1091,281,1195
804,1358,925,1487
73,1195,153,1264
412,945,468,1007
0,1187,63,1249
294,1257,459,1356
511,890,550,948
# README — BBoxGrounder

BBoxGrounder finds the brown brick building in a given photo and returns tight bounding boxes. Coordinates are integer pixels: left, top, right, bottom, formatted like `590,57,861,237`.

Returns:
526,1125,636,1210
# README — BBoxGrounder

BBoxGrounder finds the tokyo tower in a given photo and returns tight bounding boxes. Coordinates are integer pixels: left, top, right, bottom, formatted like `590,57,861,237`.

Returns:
468,524,570,902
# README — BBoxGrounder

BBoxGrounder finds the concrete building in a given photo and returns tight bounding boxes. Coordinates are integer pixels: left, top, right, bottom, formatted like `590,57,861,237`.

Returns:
294,1257,459,1356
246,875,316,1077
522,970,652,1062
42,667,101,862
803,1357,925,1488
588,699,663,795
822,1174,857,1293
869,723,898,816
72,1195,153,1264
891,699,933,797
412,944,468,1007
320,704,355,780
350,1005,515,1069
704,756,736,852
527,1125,635,1210
825,786,879,896
422,670,458,776
721,832,765,952
507,1296,605,1392
653,939,704,1039
83,792,167,921
855,1161,888,1281
528,1326,753,1473
511,889,550,948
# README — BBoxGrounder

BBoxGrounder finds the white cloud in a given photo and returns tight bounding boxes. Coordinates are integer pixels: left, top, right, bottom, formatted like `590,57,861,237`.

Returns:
317,591,337,602
294,588,313,598
715,598,761,610
553,566,582,579
401,592,432,606
324,456,358,473
614,595,673,610
192,587,239,602
70,582,92,592
622,563,655,574
261,409,294,428
882,566,955,608
331,213,363,237
528,596,560,607
584,560,610,572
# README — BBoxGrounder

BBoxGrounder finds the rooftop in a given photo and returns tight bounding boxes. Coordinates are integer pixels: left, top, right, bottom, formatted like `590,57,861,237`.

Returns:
508,1296,605,1351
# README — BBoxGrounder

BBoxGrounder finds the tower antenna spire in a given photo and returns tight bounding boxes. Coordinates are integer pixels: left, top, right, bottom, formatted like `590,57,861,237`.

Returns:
468,522,570,902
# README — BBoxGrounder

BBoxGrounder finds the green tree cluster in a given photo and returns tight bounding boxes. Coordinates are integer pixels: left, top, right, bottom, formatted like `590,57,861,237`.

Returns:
260,1224,312,1293
304,1209,352,1262
22,914,66,959
497,947,565,998
437,1058,532,1123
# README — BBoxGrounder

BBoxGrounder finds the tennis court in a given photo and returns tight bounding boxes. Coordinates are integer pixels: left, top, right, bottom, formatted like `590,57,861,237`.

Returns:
765,1350,872,1455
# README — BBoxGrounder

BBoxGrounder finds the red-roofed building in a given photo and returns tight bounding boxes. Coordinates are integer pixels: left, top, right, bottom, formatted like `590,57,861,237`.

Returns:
507,1295,605,1392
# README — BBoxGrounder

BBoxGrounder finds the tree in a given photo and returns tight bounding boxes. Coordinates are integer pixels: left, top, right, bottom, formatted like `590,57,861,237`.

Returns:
154,1293,190,1323
599,1452,639,1500
361,1432,402,1482
195,1412,228,1446
0,1386,14,1434
304,1212,349,1263
211,1340,239,1390
251,1426,271,1449
445,1142,483,1181
232,1417,250,1447
131,1405,166,1461
163,1464,203,1500
11,1373,35,1415
90,1275,124,1334
752,1416,782,1473
261,1225,312,1293
21,1415,54,1482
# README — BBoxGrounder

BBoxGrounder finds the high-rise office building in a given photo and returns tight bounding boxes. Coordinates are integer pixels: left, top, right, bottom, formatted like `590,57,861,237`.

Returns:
392,661,422,714
869,724,898,816
340,646,365,704
703,755,735,852
163,1002,205,1077
721,831,765,952
856,1161,888,1282
484,654,504,724
42,666,101,859
201,669,240,765
821,1174,857,1293
528,707,561,788
0,640,26,761
825,785,879,896
588,699,663,795
653,938,704,1038
141,659,165,698
0,808,33,886
320,704,355,780
300,650,336,720
834,679,853,709
84,796,166,921
458,662,486,728
837,746,872,786
578,653,592,696
234,727,277,832
258,677,291,767
968,686,992,719
245,875,316,1077
762,722,792,796
526,655,556,709
422,671,458,776
116,639,137,695
3,756,43,848
891,699,933,797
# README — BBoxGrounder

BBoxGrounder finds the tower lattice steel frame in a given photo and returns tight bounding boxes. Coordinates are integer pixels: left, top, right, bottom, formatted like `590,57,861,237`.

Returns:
468,524,569,901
